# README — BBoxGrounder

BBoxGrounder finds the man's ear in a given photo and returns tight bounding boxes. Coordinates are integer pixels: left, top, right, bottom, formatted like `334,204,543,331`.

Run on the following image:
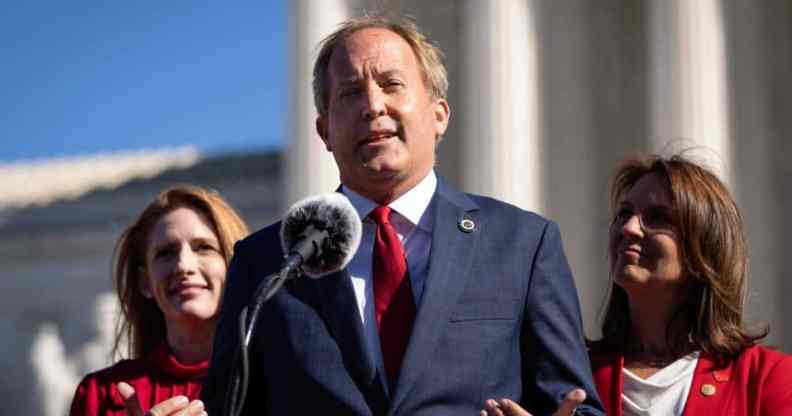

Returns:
137,268,153,299
316,116,331,151
433,98,450,137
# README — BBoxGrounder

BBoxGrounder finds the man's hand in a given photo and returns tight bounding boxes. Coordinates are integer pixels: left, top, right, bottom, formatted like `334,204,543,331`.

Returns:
117,382,207,416
480,388,586,416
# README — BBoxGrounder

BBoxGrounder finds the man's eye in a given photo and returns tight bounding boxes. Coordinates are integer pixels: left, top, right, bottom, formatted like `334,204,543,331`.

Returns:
383,80,403,90
340,87,361,97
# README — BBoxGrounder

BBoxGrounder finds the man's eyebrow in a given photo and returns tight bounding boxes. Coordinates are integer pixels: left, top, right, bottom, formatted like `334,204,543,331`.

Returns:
377,69,405,79
337,77,362,87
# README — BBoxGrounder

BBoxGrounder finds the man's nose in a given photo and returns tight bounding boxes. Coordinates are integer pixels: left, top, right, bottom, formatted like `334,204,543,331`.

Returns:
361,86,386,120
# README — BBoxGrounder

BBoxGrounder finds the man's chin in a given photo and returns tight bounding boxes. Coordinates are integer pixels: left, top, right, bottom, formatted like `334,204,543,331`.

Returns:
359,162,404,180
360,153,401,170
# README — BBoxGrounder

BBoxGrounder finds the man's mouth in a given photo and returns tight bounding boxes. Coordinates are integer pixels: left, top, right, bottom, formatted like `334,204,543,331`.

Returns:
364,130,398,143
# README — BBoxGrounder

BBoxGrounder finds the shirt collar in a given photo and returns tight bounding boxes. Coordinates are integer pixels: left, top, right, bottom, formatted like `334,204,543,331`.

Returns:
342,170,437,231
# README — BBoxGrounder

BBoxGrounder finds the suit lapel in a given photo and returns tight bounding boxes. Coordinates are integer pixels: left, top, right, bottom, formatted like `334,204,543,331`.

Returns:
316,268,387,407
389,181,480,414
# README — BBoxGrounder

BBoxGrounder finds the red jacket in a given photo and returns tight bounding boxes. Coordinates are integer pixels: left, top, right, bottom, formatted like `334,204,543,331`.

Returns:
591,345,792,416
69,343,207,416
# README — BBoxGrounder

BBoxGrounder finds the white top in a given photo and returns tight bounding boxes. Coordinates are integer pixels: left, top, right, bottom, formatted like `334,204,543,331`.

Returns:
622,351,700,416
341,170,436,361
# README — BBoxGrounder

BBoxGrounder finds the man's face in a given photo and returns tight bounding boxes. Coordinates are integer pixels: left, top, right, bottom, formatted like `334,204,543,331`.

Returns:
316,28,449,203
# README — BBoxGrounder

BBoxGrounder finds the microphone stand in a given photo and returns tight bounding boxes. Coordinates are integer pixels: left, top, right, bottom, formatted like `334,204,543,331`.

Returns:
224,265,296,416
224,228,327,416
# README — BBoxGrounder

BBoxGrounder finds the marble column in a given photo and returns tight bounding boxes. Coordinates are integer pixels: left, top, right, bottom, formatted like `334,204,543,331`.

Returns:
285,0,349,208
648,0,731,183
460,0,543,213
722,0,791,350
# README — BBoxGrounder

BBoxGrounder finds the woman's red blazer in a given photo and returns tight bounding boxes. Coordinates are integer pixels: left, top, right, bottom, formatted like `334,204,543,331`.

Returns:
590,345,792,416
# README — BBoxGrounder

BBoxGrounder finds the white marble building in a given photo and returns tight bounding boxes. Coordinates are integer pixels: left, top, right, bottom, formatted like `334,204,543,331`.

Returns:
284,0,792,349
12,2,791,415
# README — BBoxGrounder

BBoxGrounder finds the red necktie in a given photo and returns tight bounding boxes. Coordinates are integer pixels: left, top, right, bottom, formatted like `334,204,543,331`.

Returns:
371,206,416,389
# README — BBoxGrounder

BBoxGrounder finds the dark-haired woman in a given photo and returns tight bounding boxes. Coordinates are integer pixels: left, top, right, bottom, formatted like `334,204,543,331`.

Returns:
70,186,249,416
483,155,792,416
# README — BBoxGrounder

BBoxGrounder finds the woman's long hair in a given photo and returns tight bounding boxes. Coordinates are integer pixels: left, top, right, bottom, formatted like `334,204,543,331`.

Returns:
112,185,249,359
592,155,767,364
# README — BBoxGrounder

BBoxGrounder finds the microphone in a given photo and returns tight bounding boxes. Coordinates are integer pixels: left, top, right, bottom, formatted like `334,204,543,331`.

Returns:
226,193,362,416
279,192,362,278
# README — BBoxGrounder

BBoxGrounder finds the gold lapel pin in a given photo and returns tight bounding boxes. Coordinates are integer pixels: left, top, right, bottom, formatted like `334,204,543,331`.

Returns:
701,384,716,396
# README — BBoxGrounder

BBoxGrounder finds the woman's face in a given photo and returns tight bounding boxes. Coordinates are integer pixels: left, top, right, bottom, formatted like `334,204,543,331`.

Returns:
142,207,227,328
609,173,687,294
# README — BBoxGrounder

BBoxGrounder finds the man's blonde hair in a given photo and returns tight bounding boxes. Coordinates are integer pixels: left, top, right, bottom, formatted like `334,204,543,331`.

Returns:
312,15,448,118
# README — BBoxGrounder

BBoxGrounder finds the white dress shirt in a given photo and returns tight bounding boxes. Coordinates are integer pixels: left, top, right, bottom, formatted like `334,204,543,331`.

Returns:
622,351,700,416
341,170,436,364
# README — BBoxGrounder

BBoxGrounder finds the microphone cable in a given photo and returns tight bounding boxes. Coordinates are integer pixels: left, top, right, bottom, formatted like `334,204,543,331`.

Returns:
224,266,293,416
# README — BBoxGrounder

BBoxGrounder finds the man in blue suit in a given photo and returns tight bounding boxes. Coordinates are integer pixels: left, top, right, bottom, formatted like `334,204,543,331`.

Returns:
202,16,603,416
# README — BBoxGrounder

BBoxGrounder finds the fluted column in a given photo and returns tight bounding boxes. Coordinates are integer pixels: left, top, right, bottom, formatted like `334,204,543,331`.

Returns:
721,0,791,350
460,0,543,212
648,0,731,183
285,0,349,207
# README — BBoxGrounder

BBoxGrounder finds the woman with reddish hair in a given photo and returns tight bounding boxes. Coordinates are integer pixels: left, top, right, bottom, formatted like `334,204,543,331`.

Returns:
70,186,248,416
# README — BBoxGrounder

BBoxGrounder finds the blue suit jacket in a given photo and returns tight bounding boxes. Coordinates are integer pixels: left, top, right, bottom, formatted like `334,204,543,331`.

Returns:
202,179,604,415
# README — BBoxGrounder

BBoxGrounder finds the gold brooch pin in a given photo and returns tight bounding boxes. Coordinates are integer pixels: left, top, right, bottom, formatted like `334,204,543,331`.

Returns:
701,384,716,396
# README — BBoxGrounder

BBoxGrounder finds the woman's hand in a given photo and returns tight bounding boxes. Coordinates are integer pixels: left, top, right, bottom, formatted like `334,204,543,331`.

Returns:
118,382,207,416
480,388,586,416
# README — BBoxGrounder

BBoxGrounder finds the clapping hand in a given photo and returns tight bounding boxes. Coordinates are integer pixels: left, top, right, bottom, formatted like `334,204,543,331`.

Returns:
117,382,207,416
480,388,586,416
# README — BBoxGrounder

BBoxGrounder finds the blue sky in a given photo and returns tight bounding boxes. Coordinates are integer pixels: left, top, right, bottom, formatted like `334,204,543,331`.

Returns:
0,1,286,162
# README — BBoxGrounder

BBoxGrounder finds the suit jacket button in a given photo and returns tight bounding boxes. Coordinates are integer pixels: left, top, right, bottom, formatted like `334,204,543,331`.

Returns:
701,384,716,396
